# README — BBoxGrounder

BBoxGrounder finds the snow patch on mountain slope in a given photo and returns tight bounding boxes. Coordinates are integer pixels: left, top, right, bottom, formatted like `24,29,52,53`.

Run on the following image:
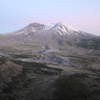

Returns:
43,22,80,34
43,23,56,30
52,22,80,33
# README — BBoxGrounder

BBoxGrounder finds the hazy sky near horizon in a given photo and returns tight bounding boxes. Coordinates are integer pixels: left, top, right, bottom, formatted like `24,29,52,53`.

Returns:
0,0,100,35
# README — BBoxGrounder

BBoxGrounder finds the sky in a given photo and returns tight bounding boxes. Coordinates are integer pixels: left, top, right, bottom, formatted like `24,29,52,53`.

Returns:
0,0,100,35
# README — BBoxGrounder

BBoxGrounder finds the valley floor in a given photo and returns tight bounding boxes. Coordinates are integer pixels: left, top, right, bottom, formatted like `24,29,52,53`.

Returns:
1,58,100,100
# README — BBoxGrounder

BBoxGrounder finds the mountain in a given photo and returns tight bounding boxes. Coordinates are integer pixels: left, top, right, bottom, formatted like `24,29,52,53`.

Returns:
0,22,98,51
0,22,96,44
0,22,100,100
0,22,100,68
3,22,95,39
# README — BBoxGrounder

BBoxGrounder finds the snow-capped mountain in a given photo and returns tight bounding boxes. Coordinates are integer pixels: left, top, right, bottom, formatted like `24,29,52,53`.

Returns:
2,22,95,45
0,22,99,54
4,22,91,37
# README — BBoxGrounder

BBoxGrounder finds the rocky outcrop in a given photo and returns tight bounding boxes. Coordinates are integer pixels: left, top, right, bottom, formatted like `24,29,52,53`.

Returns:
0,52,11,59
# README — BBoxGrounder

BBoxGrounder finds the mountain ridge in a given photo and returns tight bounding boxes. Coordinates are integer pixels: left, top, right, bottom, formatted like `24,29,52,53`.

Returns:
0,22,99,55
3,22,95,37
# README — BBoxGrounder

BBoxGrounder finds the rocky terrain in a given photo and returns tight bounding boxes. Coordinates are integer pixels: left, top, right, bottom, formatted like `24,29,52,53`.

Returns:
0,22,100,69
0,22,100,100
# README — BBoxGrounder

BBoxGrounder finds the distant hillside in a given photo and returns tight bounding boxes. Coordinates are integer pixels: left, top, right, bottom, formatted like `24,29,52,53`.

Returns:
0,60,22,88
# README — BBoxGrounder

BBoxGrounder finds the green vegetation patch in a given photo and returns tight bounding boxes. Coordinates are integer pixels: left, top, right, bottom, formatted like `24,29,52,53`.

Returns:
77,38,100,50
52,74,94,100
65,41,73,46
12,60,63,71
0,57,6,65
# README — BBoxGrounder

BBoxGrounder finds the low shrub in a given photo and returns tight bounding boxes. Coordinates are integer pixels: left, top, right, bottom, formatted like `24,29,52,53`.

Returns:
52,75,94,100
